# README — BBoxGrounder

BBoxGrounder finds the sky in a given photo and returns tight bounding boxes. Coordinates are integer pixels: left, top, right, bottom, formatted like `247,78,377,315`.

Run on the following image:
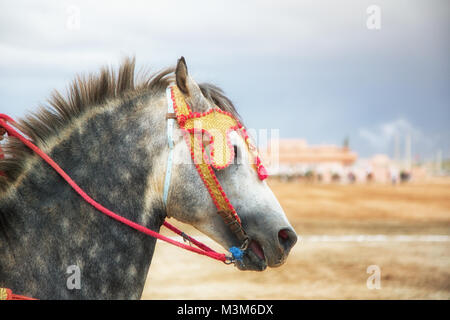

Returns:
0,0,449,161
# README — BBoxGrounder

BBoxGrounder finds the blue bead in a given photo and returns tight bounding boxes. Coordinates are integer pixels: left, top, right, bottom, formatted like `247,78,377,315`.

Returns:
229,246,244,261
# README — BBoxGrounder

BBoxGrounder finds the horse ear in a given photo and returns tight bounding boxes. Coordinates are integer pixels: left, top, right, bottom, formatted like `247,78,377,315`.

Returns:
176,57,189,94
175,56,210,112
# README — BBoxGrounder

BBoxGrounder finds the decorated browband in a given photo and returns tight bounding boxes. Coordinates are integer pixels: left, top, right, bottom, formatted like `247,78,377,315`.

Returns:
170,85,268,180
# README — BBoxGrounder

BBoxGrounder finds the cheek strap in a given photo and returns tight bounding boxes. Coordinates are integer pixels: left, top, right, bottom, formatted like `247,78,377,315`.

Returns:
163,86,176,206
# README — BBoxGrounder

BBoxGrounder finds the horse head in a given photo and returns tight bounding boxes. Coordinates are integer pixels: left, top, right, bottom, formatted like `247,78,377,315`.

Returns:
166,58,297,271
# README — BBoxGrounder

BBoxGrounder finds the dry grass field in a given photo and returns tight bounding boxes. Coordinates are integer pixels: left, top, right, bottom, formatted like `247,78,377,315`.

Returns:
142,179,450,299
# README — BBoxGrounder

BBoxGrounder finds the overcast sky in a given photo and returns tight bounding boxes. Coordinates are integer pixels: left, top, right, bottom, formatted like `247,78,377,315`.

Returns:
0,0,449,160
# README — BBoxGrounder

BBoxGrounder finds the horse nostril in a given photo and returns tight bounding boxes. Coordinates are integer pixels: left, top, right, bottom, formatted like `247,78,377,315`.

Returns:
278,228,297,253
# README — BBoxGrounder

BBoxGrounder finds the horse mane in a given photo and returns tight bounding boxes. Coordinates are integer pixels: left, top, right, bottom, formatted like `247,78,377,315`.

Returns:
0,57,240,193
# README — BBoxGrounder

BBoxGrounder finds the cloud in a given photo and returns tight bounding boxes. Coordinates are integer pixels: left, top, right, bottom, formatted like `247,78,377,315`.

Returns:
0,1,448,160
360,118,415,148
1,0,445,72
358,118,439,158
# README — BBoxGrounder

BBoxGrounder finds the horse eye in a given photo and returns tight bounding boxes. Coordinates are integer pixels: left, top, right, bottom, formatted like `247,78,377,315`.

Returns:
233,145,238,162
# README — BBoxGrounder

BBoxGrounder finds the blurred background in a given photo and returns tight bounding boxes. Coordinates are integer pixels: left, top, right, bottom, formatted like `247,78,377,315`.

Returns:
1,0,449,299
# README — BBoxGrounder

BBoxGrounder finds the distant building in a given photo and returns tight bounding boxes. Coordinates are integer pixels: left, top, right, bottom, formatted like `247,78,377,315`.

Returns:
268,139,357,165
263,139,425,183
353,154,393,183
264,139,358,182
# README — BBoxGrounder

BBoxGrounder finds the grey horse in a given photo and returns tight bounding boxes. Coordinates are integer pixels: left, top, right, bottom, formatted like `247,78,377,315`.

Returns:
0,57,297,299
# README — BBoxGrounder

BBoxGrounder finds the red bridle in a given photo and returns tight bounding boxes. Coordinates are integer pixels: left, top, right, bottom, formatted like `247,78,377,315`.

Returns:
0,113,235,299
0,113,228,261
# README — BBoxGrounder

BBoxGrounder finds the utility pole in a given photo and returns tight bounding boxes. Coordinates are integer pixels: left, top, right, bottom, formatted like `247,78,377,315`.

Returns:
394,133,400,165
405,133,411,171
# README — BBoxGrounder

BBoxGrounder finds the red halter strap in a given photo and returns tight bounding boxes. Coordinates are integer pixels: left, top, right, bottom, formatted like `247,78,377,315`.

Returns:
0,287,37,300
0,114,229,263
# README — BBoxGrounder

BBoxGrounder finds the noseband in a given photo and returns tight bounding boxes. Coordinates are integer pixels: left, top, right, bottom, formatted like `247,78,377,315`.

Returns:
162,85,268,255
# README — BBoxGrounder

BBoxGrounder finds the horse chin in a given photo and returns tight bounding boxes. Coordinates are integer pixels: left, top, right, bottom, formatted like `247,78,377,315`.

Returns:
235,240,268,271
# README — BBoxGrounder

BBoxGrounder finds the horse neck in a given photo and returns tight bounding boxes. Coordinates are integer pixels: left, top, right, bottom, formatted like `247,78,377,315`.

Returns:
0,91,169,299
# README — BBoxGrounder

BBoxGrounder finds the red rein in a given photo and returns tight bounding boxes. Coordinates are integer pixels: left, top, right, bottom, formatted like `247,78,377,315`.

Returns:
0,114,228,263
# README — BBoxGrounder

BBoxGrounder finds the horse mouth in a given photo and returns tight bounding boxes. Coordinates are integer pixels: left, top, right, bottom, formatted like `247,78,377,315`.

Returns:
236,239,267,271
249,240,265,260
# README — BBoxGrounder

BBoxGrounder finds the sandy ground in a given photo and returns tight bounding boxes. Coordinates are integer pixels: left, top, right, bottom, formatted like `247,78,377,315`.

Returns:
142,180,450,299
